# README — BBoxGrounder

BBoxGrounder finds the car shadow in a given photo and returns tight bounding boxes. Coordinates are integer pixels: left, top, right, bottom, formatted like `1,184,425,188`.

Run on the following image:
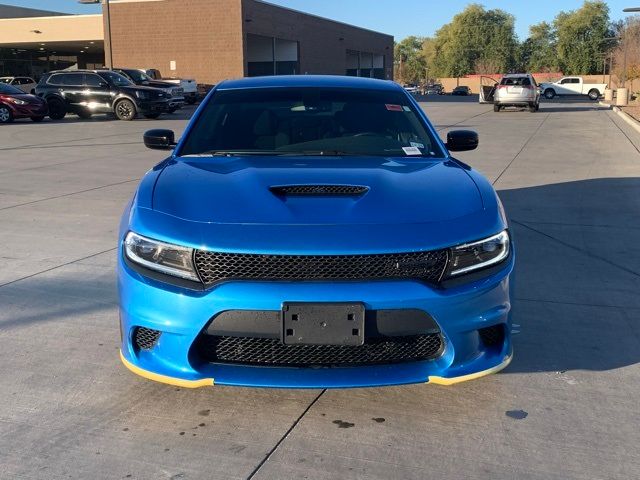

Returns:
497,178,640,374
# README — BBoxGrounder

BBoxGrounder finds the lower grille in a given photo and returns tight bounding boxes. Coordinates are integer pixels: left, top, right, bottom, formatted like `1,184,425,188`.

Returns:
134,327,161,351
479,324,505,347
194,333,443,367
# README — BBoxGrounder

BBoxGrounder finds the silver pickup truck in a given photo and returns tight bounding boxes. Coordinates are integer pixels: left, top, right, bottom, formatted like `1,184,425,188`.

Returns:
143,69,198,104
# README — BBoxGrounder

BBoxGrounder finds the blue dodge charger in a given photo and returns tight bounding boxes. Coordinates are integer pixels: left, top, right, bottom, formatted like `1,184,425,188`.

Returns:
118,75,514,388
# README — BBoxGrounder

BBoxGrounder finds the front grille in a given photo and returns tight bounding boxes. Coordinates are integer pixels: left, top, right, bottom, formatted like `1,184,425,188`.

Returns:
479,324,505,347
194,249,448,286
270,185,369,196
134,327,161,351
194,333,443,367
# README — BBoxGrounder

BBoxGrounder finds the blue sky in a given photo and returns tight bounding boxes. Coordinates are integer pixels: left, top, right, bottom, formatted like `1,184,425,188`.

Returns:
6,0,636,39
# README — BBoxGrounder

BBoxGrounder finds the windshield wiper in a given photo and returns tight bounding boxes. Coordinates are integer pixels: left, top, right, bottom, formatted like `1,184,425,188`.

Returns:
189,150,360,157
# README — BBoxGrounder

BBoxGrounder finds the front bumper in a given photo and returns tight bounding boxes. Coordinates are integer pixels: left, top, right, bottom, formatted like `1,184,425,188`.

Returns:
117,249,514,389
13,102,48,118
137,99,172,113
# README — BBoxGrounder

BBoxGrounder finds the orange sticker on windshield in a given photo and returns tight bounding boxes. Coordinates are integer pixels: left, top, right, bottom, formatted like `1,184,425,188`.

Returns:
385,104,403,111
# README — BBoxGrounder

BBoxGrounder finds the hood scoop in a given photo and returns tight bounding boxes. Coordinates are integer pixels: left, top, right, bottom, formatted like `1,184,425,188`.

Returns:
270,185,369,196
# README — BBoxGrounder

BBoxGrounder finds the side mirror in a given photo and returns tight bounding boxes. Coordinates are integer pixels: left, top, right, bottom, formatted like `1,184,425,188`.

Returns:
446,130,478,152
144,129,176,150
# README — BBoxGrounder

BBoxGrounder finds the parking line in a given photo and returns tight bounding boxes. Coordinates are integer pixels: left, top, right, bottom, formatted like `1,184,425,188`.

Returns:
492,113,550,186
0,247,116,290
0,178,138,211
245,389,326,480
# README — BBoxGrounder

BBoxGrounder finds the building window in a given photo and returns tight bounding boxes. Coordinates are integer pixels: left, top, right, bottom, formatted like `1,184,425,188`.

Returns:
247,34,299,77
345,50,385,79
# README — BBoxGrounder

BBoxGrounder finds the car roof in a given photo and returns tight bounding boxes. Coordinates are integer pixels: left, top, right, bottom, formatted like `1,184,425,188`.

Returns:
502,73,532,77
217,75,401,92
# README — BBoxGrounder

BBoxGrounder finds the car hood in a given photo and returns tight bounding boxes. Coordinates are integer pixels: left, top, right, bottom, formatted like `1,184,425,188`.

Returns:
6,93,44,104
142,80,177,89
151,156,483,226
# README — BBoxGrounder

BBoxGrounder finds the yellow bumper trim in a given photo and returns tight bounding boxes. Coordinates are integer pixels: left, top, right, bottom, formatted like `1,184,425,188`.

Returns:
428,354,512,386
120,351,214,388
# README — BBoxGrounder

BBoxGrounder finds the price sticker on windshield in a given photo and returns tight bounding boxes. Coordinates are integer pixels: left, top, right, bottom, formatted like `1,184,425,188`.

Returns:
385,104,404,111
402,146,422,156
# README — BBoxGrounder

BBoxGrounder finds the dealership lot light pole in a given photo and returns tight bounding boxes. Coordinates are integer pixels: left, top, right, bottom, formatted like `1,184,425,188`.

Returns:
78,0,112,69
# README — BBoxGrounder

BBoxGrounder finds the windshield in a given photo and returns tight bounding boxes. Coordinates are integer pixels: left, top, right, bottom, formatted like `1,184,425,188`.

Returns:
0,83,24,95
121,69,151,83
97,71,133,87
180,87,444,158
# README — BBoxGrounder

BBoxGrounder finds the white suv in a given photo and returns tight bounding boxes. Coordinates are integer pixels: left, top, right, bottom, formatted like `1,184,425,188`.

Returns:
494,73,540,112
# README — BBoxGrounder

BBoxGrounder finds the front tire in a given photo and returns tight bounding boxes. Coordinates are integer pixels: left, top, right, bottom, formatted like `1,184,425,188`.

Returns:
544,89,555,100
588,89,600,101
47,98,66,120
493,104,501,112
528,102,536,113
0,104,13,123
114,99,136,121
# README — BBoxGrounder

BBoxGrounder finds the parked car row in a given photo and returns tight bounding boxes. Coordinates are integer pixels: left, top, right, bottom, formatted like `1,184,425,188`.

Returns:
0,68,202,123
402,83,470,96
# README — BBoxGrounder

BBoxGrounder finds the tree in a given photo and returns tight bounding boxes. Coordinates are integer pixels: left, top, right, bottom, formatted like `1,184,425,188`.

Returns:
520,22,558,72
612,17,640,86
394,36,427,84
554,1,612,74
427,4,518,77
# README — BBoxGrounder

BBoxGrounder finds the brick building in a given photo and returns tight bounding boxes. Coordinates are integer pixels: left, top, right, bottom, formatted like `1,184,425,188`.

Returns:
0,0,393,84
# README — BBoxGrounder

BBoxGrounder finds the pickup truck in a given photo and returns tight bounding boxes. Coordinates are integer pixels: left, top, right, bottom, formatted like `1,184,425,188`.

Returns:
538,77,607,101
143,69,198,104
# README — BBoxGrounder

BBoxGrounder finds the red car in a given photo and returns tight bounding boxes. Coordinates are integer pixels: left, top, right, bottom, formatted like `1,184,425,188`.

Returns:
0,82,48,123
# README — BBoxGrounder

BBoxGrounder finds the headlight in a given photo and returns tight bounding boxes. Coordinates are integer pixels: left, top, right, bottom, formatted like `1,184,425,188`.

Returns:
446,230,510,277
124,232,199,281
9,98,27,105
135,90,150,100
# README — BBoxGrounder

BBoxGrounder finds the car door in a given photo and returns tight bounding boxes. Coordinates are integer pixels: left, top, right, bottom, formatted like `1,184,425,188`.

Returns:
556,77,577,95
58,73,85,110
479,76,499,103
82,73,112,112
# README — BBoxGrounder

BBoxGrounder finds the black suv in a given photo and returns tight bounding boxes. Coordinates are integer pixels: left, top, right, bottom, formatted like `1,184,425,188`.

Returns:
35,70,172,121
106,68,184,113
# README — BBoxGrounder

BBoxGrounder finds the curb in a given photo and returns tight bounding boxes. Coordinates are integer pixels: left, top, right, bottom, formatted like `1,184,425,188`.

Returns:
609,104,640,135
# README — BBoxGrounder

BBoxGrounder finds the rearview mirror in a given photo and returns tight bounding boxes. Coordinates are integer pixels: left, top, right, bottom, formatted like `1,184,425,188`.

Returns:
446,130,478,152
144,129,176,150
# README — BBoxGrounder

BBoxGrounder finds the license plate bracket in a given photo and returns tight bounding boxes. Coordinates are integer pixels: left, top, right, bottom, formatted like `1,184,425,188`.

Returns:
282,302,365,346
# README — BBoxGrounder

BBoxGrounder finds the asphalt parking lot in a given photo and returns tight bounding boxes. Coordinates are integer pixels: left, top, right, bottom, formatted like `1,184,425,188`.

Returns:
1,99,639,480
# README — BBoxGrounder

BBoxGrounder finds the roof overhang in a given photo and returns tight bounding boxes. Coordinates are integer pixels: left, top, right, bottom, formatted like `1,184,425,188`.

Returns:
0,14,103,46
